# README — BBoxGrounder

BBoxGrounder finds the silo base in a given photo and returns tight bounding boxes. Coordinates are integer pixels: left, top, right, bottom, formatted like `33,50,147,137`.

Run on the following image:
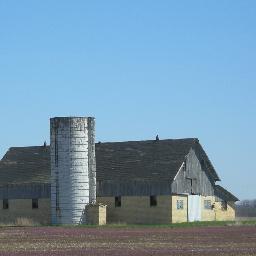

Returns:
85,204,107,225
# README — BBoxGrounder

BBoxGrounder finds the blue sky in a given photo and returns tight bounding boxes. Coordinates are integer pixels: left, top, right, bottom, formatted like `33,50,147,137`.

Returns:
0,1,255,199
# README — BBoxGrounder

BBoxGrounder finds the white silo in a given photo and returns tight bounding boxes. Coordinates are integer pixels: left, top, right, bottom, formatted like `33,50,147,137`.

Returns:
50,117,96,225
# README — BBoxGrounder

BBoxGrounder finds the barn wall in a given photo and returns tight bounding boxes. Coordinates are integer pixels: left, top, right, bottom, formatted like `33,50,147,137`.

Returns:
171,195,188,223
0,184,50,199
0,195,236,225
215,201,236,221
171,149,215,196
97,180,172,197
0,198,50,225
97,195,172,224
201,196,215,221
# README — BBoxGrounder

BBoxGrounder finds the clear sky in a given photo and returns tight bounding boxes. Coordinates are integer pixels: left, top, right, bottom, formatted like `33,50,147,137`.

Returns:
0,1,255,200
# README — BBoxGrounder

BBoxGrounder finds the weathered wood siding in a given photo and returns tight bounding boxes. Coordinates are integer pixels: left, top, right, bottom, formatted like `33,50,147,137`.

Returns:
171,148,215,196
0,183,50,199
97,180,172,197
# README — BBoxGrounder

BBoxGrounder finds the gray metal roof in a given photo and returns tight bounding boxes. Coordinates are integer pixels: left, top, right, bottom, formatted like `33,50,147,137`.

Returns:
0,146,50,185
0,138,220,185
96,138,220,181
215,185,239,202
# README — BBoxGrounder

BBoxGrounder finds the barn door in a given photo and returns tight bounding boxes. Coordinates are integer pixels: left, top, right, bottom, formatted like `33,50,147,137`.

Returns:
188,195,201,222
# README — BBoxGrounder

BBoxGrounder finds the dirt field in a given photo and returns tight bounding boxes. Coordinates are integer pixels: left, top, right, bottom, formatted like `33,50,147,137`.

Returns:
0,225,255,256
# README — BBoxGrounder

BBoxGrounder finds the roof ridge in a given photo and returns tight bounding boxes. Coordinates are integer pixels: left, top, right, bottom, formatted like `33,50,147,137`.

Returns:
9,146,50,149
96,138,198,144
6,138,199,148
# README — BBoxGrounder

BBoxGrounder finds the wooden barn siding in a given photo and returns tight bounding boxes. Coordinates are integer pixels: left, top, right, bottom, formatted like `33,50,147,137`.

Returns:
171,149,215,196
97,180,172,197
0,183,50,199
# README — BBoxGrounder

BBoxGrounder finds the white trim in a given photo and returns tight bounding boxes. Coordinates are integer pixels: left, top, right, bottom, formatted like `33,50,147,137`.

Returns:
173,162,185,181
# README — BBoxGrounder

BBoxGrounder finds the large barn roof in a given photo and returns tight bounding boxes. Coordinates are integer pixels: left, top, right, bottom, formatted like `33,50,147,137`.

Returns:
0,146,50,185
96,138,220,181
0,138,220,185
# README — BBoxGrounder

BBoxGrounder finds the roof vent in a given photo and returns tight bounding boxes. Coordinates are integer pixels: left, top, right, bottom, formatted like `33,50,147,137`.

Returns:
43,141,47,147
156,135,159,141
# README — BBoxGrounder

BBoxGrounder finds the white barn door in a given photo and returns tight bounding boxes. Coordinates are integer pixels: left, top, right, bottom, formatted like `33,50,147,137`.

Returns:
188,195,201,222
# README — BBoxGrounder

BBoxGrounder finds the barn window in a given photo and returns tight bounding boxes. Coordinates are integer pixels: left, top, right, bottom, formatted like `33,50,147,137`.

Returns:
221,201,228,211
115,196,121,207
150,196,157,207
177,200,184,210
32,199,39,209
3,199,8,209
204,200,212,210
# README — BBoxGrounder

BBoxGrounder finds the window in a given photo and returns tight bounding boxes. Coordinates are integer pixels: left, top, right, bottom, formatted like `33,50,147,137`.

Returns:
204,200,212,210
221,201,227,211
3,199,8,209
115,196,121,207
150,195,157,207
177,200,184,210
32,199,38,209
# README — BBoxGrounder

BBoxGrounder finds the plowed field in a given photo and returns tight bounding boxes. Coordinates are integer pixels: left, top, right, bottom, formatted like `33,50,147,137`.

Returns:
0,226,255,255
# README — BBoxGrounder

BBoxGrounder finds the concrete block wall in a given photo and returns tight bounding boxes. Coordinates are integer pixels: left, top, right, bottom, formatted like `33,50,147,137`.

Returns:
201,196,215,221
0,194,236,225
98,195,236,224
0,199,51,225
215,201,235,221
171,195,188,223
97,195,172,224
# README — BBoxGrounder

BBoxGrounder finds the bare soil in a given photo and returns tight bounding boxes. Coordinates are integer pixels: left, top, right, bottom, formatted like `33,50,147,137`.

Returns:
0,225,255,255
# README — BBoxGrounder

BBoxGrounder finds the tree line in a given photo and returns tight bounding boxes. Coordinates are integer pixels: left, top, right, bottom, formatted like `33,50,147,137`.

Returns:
236,199,256,217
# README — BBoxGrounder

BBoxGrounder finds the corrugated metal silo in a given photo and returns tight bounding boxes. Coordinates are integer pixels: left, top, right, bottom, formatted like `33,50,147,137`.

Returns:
50,117,96,225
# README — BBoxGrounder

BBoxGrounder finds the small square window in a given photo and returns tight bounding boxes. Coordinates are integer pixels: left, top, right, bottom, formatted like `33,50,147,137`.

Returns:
32,199,38,209
204,200,212,210
221,201,227,211
3,199,8,209
115,196,121,207
150,196,157,207
177,200,184,210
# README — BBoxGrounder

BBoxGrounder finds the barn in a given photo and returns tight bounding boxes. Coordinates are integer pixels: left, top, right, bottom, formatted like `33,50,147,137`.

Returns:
0,117,238,225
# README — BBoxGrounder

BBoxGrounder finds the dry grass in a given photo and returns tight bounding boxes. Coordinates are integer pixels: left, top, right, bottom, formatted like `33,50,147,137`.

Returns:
0,218,39,227
15,217,39,226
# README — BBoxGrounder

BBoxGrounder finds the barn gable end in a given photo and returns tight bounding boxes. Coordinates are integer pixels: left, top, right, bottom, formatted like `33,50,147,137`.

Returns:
171,148,215,196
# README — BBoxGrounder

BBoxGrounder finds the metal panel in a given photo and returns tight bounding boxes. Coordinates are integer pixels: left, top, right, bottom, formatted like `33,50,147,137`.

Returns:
50,117,96,225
